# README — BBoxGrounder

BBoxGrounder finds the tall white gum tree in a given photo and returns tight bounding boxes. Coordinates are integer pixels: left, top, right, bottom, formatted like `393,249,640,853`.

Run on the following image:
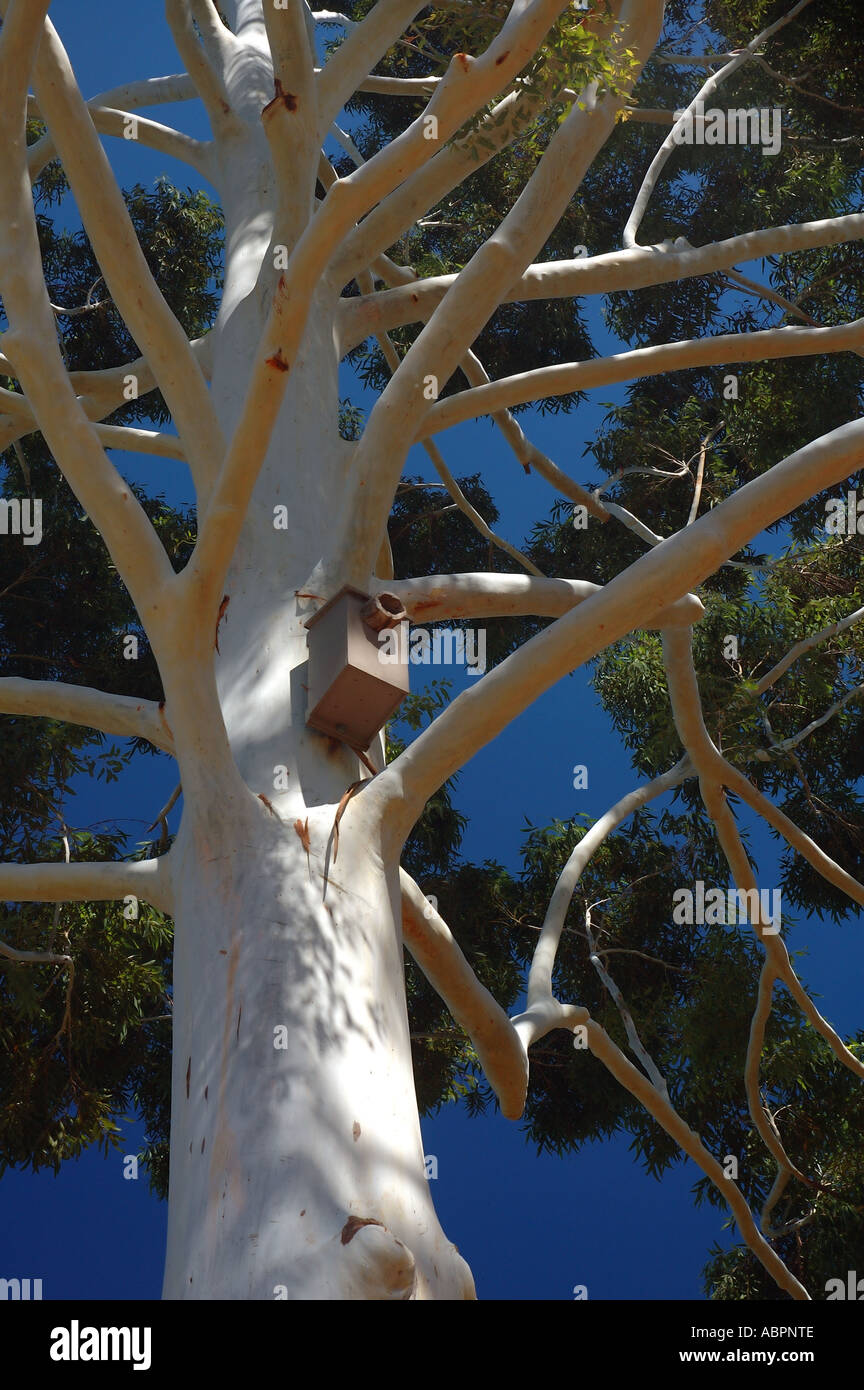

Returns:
0,0,863,1300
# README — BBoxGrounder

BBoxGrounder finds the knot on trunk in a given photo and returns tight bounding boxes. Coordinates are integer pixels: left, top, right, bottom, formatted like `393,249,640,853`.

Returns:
340,1216,416,1300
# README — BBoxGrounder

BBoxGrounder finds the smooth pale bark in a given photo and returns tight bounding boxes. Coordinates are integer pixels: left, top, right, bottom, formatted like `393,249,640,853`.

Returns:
2,0,859,1304
0,678,174,753
153,0,658,1297
341,212,864,350
623,0,816,248
151,93,479,1296
0,857,173,915
400,869,528,1119
417,318,864,437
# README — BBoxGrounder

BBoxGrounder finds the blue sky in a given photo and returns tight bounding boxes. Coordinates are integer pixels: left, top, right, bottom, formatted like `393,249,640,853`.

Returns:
2,0,861,1303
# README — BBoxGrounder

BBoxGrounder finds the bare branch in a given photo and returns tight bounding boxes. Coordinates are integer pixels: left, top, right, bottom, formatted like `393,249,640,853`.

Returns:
0,678,175,755
0,857,174,916
316,0,428,136
28,106,214,183
28,16,224,497
355,72,438,95
376,412,864,830
358,272,544,575
383,573,702,630
0,938,73,968
521,760,689,1036
400,869,528,1119
583,1018,809,1299
341,213,864,350
585,902,670,1100
346,0,666,579
165,0,239,136
0,341,211,467
34,73,198,113
419,318,864,437
185,0,581,620
0,14,179,635
623,0,816,248
333,85,547,290
744,962,812,1196
90,425,187,461
662,626,864,1087
756,684,864,759
262,1,320,251
754,605,864,695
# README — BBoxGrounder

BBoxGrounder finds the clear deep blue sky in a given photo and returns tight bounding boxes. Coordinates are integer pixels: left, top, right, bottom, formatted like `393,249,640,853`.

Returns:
2,1,861,1303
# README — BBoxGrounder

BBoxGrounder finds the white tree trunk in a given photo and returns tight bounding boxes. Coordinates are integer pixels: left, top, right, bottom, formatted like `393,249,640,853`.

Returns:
154,122,474,1298
163,795,474,1300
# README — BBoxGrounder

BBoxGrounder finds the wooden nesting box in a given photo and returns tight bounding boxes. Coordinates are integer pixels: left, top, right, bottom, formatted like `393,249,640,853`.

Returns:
305,585,410,750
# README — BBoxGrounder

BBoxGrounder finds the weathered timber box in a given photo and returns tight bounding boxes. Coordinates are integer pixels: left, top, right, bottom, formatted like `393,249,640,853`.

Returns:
304,585,410,750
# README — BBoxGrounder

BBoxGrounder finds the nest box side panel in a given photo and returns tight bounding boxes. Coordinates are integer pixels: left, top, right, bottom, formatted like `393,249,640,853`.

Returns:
306,592,352,721
306,590,410,749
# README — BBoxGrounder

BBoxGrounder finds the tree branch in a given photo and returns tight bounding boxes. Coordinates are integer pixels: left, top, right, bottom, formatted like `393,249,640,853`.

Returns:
623,0,816,248
185,2,575,619
262,0,319,251
316,0,427,137
340,212,864,351
36,73,198,112
0,938,73,968
376,412,864,833
662,626,864,1087
0,857,174,916
754,604,864,695
0,678,175,755
382,573,701,630
90,425,187,461
518,760,690,1043
358,271,544,575
0,342,211,469
0,7,179,637
28,106,214,183
585,902,670,1100
744,961,812,1198
582,1017,809,1298
400,869,528,1119
165,0,239,136
346,0,665,580
332,85,548,291
417,318,864,437
27,15,224,498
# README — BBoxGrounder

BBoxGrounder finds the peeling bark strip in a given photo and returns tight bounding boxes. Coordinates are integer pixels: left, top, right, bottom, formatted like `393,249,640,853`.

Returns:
332,781,364,862
294,817,312,881
214,594,230,652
